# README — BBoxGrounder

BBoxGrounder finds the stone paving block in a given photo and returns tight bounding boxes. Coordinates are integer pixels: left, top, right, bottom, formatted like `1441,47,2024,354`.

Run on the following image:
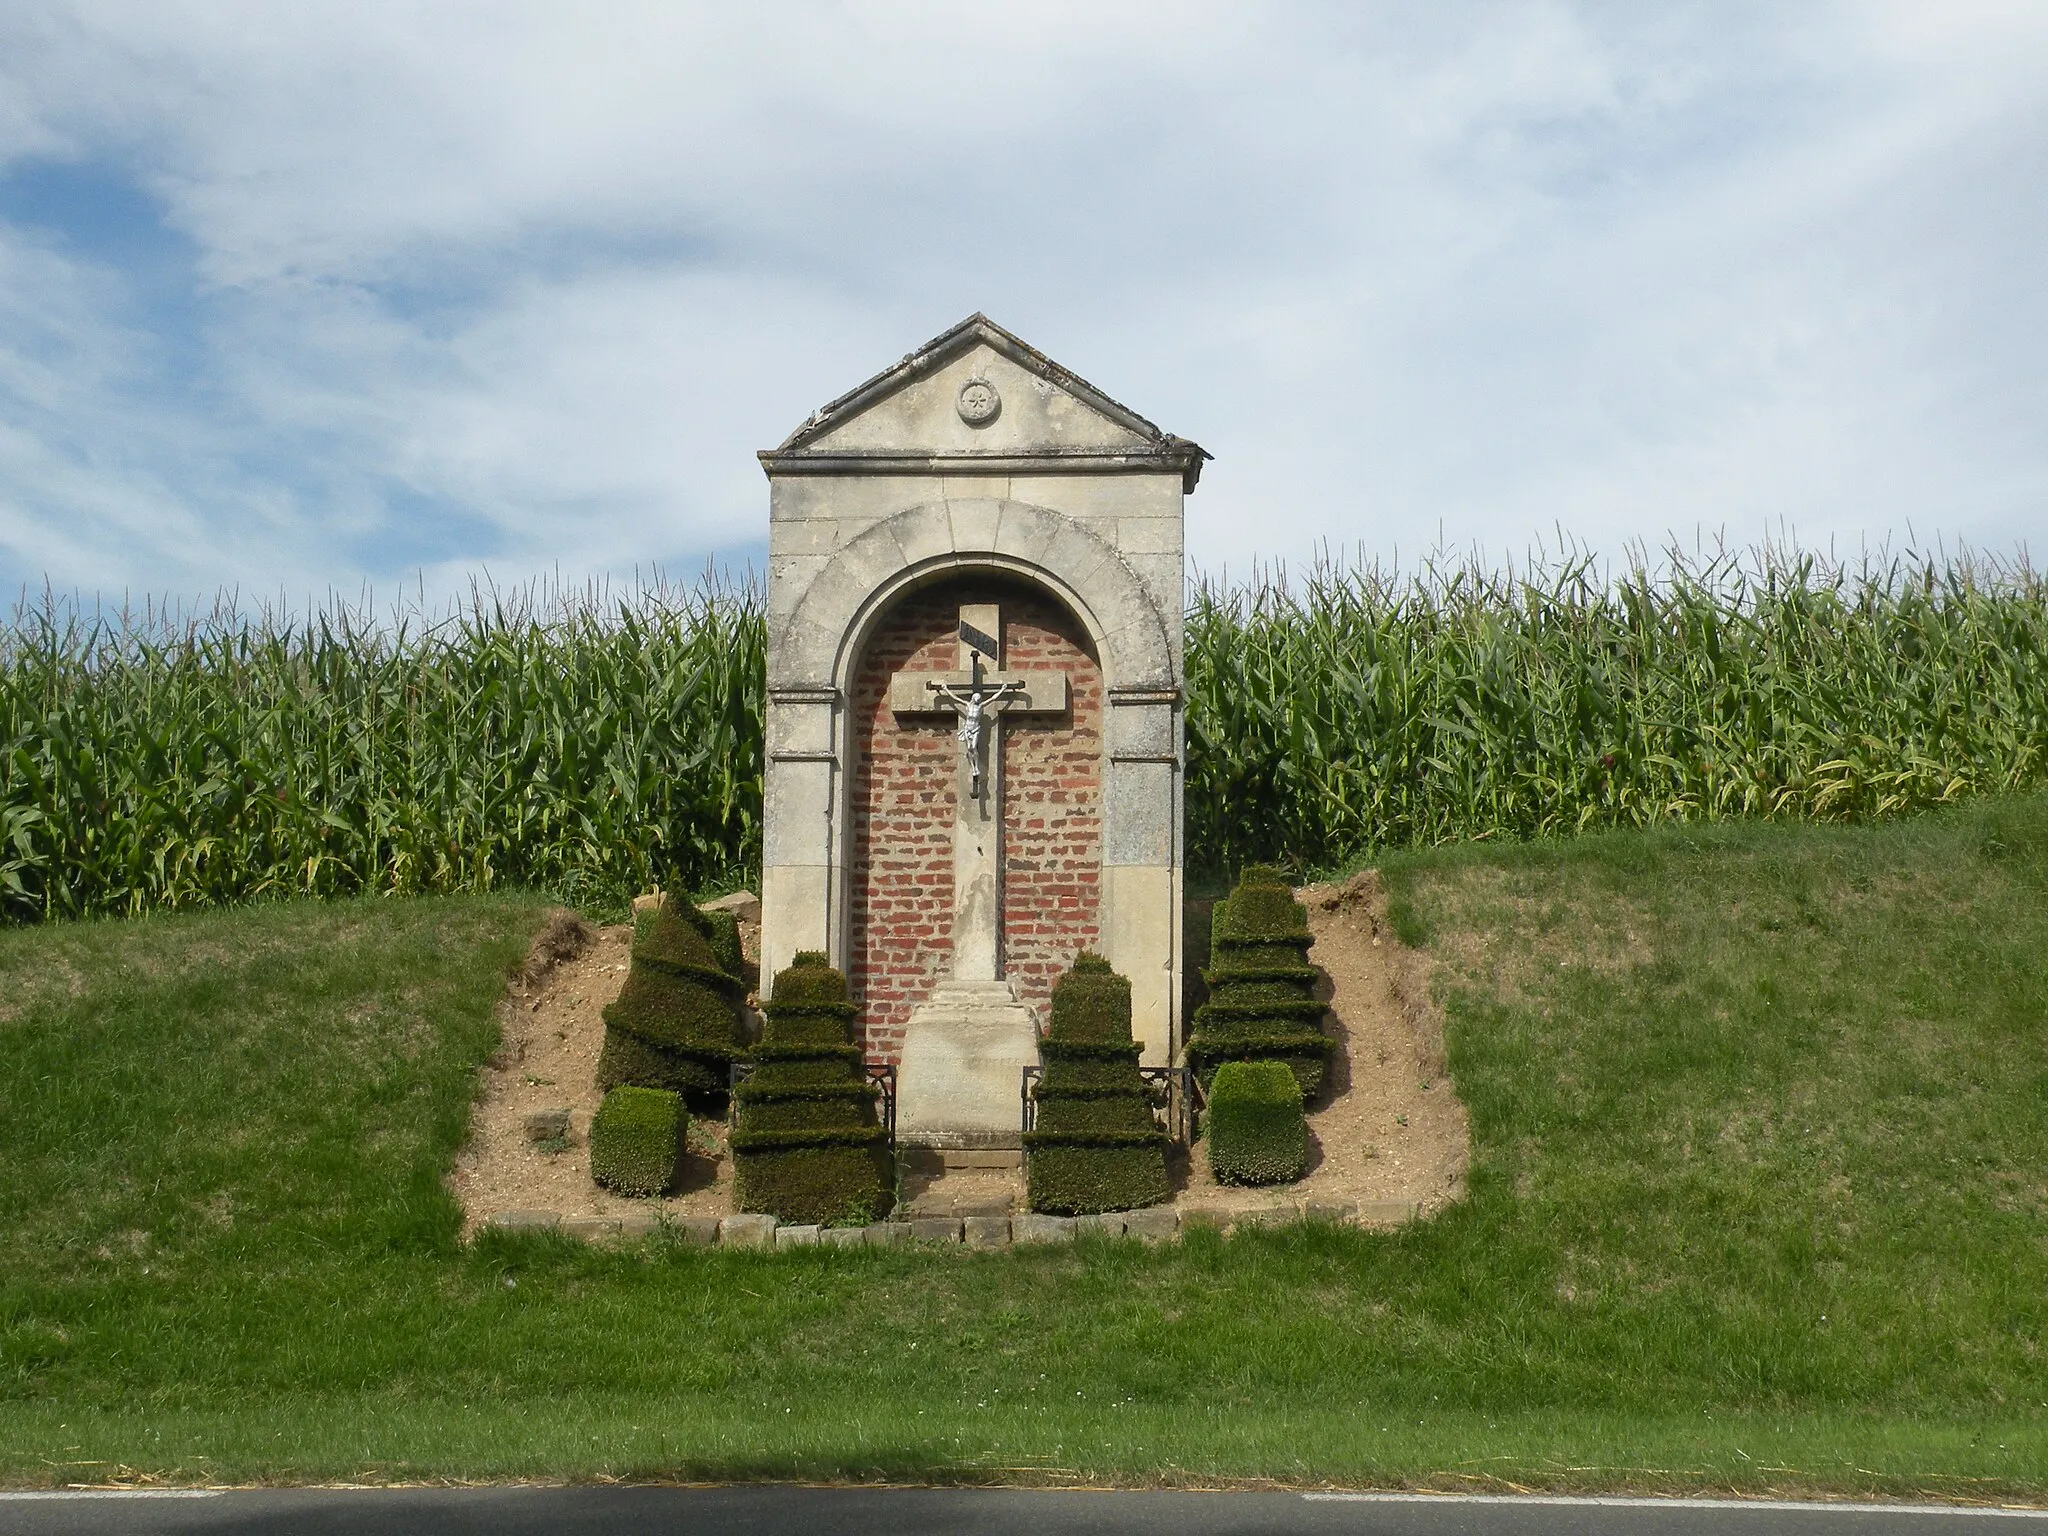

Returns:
1299,1198,1360,1225
1120,1207,1179,1243
865,1222,913,1248
819,1225,868,1248
720,1213,777,1249
522,1108,572,1142
907,1217,963,1244
615,1213,662,1240
484,1210,560,1232
1175,1205,1234,1233
1230,1205,1293,1229
559,1216,621,1242
671,1215,722,1246
1357,1199,1420,1226
776,1223,821,1249
961,1216,1011,1249
1010,1212,1075,1245
1075,1212,1126,1238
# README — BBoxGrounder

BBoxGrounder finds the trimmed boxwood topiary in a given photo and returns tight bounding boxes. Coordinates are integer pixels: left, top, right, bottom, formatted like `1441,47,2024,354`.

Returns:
595,897,750,1104
1205,1059,1307,1186
730,952,894,1226
1024,952,1173,1216
1187,864,1333,1099
589,1084,686,1196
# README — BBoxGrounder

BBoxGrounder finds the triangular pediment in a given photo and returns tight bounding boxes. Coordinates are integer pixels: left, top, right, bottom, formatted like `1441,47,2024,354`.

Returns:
770,314,1205,465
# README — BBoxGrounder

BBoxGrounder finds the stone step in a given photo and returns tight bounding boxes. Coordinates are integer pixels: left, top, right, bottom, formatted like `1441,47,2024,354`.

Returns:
903,1147,1023,1173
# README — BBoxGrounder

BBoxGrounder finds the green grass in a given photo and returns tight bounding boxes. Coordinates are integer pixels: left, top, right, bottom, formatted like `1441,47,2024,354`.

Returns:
4,798,2048,1494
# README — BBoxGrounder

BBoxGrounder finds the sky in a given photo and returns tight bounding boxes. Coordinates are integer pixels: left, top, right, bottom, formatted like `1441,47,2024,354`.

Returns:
0,1,2044,607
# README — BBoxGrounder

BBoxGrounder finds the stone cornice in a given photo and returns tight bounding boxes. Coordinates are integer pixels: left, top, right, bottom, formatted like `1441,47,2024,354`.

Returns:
758,446,1206,493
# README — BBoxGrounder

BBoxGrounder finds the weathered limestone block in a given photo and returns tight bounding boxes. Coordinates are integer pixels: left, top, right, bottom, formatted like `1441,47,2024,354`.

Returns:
1120,1207,1180,1243
961,1216,1012,1249
1011,1212,1076,1245
719,1213,777,1249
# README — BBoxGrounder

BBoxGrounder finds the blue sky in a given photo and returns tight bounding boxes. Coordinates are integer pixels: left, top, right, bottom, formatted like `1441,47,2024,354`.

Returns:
0,2,2044,605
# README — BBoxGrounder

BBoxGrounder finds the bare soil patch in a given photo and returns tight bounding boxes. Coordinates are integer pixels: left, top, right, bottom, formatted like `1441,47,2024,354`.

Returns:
447,909,753,1233
452,878,1468,1228
1177,870,1469,1217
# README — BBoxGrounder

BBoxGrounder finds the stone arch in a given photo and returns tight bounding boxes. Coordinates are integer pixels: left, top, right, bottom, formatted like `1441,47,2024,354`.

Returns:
769,498,1175,695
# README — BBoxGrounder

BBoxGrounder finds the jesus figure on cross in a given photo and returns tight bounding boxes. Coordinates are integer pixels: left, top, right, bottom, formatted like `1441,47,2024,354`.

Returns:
888,602,1068,986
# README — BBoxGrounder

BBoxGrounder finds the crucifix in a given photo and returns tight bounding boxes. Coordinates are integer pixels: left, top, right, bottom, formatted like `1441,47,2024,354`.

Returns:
889,602,1070,983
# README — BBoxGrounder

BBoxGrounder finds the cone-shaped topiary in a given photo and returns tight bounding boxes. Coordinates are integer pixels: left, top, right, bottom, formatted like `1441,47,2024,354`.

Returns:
590,1085,686,1196
1024,952,1173,1215
595,897,750,1104
730,951,894,1225
1187,865,1333,1099
1205,1059,1307,1185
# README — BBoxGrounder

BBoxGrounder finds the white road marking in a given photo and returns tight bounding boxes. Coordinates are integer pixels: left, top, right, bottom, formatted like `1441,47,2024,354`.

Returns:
1304,1493,2048,1516
0,1490,224,1500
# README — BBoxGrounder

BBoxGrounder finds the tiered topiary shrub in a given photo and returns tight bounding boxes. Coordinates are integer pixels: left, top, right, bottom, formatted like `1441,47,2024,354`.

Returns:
1024,952,1173,1215
590,1085,687,1196
595,897,750,1103
1187,865,1333,1099
1205,1059,1308,1186
730,952,894,1226
698,906,759,997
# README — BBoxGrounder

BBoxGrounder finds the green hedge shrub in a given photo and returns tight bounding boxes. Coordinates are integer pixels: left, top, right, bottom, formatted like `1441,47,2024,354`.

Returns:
1205,1059,1307,1186
1024,952,1173,1215
1187,864,1333,1098
730,952,893,1225
595,898,750,1103
589,1085,686,1196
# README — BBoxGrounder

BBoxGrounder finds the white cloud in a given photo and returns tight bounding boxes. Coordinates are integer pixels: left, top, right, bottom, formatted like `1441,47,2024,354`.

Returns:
0,1,2043,599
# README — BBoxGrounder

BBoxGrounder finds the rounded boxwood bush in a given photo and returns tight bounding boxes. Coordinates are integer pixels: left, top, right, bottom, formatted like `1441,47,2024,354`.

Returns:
731,952,894,1226
589,1085,686,1197
1024,952,1172,1215
1205,1058,1307,1186
1187,865,1333,1099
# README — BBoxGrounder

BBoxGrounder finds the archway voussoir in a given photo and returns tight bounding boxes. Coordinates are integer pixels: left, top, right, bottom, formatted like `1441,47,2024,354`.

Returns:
946,498,1003,553
890,503,957,565
991,501,1061,565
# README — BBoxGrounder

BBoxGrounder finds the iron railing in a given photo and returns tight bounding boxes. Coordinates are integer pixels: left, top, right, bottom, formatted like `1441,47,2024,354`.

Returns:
1020,1063,1196,1144
728,1060,898,1137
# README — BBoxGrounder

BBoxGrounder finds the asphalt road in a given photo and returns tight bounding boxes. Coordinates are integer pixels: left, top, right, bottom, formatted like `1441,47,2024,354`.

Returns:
2,1487,2044,1536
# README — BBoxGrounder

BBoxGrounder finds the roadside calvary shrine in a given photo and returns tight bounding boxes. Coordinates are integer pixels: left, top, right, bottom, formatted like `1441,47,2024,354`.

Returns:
460,316,1468,1247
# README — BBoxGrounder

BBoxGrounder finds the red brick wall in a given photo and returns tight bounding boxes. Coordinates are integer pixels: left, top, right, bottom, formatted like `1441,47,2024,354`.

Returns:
849,577,1103,1063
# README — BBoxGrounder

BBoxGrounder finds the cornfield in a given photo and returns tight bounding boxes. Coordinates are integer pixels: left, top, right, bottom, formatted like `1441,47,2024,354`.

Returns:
3,544,2046,923
0,579,764,922
1186,546,2048,873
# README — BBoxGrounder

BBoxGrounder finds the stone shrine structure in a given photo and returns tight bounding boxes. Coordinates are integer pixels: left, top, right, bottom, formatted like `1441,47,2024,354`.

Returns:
758,315,1205,1147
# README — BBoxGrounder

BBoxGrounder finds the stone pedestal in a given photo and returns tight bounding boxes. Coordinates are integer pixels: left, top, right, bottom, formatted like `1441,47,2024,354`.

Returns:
894,979,1038,1148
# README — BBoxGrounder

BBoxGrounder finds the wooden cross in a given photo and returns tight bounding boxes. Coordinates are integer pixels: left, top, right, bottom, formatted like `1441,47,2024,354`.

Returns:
889,602,1070,983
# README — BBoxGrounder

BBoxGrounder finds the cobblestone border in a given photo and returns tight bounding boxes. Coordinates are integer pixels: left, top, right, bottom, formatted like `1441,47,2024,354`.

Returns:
479,1197,1423,1249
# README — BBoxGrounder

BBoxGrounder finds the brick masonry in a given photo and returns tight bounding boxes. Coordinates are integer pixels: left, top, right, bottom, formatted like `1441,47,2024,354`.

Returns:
849,576,1103,1063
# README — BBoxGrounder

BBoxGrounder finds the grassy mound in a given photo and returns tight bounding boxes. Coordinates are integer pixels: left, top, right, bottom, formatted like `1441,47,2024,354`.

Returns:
4,795,2048,1494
